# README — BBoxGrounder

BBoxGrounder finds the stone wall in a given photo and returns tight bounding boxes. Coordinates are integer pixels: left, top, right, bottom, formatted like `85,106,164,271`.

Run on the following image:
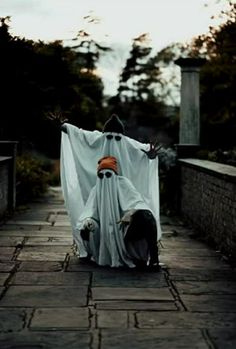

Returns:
0,141,18,214
178,158,236,260
0,157,11,218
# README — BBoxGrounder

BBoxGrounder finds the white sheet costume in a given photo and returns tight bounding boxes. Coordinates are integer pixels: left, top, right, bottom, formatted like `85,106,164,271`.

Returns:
77,166,155,268
60,122,162,266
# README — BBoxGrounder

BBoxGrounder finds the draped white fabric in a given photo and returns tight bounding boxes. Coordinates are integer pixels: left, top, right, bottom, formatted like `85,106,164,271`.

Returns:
60,123,162,261
77,170,152,267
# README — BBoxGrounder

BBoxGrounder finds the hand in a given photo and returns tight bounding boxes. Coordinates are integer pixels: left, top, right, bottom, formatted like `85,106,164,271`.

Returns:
83,218,97,232
81,219,96,241
141,140,163,159
46,111,68,126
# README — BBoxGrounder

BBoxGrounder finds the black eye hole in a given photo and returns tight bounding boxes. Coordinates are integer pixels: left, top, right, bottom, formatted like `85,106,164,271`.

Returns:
105,172,112,178
98,171,113,179
106,135,122,141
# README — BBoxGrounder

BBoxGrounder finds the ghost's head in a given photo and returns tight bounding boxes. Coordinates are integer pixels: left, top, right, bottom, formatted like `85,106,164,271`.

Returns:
97,156,118,179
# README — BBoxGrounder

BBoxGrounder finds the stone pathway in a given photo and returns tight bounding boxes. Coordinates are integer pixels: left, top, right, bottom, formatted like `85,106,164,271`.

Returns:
0,187,236,348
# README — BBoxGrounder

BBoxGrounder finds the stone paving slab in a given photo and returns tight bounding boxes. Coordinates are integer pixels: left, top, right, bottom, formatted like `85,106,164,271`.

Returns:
167,268,236,281
0,247,16,254
39,226,72,232
12,213,50,221
0,308,30,332
0,286,4,297
52,208,67,214
91,287,173,301
0,225,41,232
92,270,168,287
30,307,90,330
0,231,72,238
100,329,209,349
174,281,236,295
0,286,88,307
0,261,18,273
0,331,91,349
52,215,70,222
67,261,108,272
28,205,66,211
25,237,73,246
54,221,71,227
17,251,68,261
18,261,63,272
0,273,10,286
19,245,72,253
180,295,236,312
160,256,230,269
51,236,73,242
0,255,14,262
160,248,220,257
136,311,236,328
95,301,180,311
0,236,24,247
0,229,71,237
0,225,42,231
47,213,56,224
160,226,191,234
5,220,52,228
96,310,129,328
161,238,208,249
161,231,191,242
208,329,236,349
10,271,91,286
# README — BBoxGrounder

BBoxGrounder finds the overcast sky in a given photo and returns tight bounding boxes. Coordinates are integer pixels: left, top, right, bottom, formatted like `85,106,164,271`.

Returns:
0,0,230,45
0,0,232,96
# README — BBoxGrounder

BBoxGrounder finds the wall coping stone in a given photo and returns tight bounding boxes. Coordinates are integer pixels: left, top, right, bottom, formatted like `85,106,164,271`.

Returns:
0,156,12,163
178,158,236,183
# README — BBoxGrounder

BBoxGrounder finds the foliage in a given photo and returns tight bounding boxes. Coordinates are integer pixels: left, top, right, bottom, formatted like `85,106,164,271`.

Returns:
0,17,106,158
16,153,50,203
71,27,111,73
47,159,61,185
182,2,236,149
108,34,178,141
118,34,155,101
146,2,236,152
196,147,236,167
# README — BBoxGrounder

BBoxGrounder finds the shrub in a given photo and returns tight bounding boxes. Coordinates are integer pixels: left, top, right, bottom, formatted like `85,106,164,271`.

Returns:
47,159,61,186
16,153,50,204
158,147,178,215
196,148,236,167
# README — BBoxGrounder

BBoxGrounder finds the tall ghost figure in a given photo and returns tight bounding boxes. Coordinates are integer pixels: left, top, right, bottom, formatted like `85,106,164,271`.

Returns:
60,114,162,264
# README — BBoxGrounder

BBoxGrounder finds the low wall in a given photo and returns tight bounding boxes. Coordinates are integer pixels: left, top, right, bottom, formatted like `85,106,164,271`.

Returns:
0,141,18,219
178,158,236,260
0,156,11,218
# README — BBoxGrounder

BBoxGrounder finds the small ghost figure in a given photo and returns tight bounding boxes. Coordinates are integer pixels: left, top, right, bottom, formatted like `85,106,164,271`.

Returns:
76,156,160,270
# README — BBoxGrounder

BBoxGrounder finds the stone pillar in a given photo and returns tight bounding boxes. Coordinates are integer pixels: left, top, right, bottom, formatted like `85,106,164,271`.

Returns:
175,58,205,157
